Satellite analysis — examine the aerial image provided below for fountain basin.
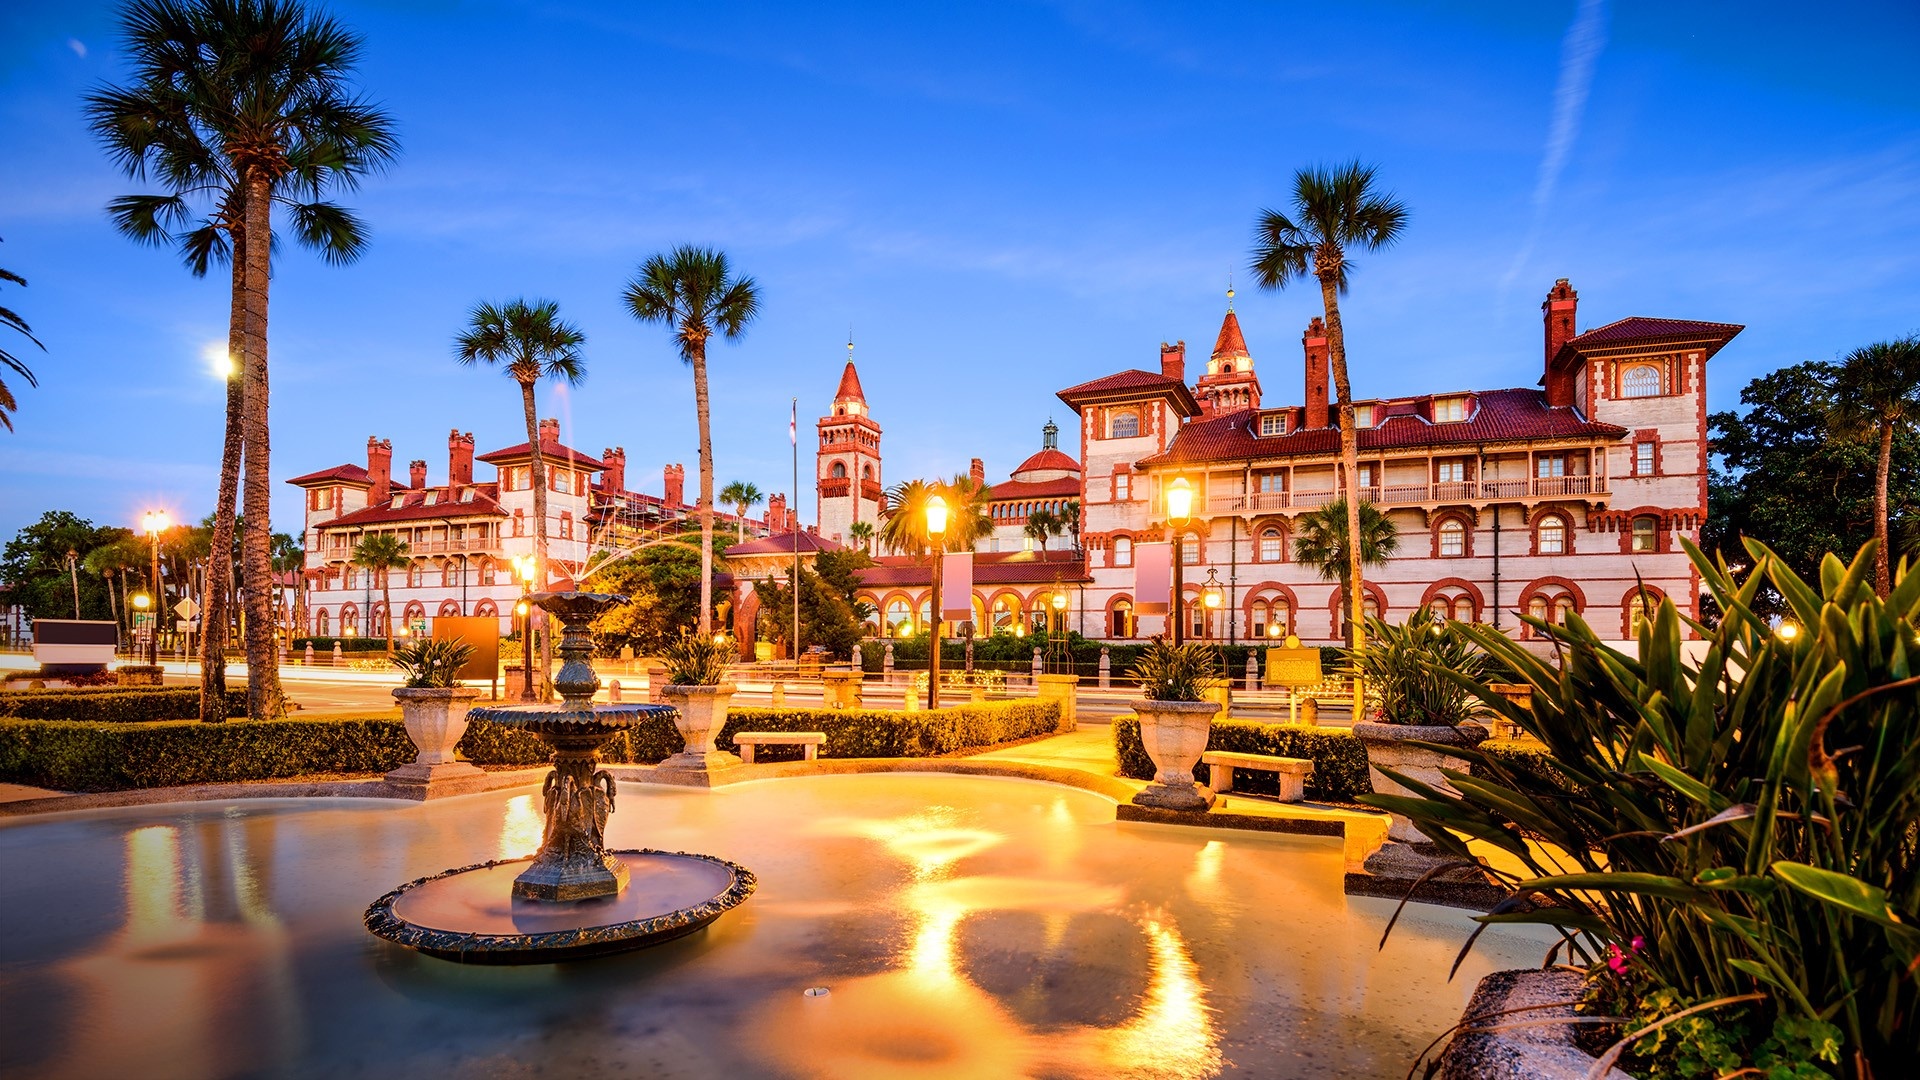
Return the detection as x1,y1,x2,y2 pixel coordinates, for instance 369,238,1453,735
365,849,755,964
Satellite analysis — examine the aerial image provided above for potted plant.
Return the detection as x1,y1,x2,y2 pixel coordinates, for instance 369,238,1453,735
1126,638,1225,810
657,631,740,772
389,637,481,778
1348,608,1491,843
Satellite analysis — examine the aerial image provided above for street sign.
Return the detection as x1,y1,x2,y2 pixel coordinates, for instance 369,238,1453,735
174,598,199,620
132,612,154,630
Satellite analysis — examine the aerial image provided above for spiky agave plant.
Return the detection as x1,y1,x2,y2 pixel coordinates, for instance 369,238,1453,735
392,638,475,688
1126,638,1224,702
1350,606,1492,725
662,630,732,686
1367,538,1920,1076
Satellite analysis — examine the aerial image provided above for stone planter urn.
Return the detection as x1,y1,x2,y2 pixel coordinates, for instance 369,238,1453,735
1130,699,1220,811
1352,721,1489,843
387,686,485,790
658,683,741,773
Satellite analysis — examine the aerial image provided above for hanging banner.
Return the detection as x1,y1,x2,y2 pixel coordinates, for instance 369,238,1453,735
941,551,975,621
1133,541,1171,614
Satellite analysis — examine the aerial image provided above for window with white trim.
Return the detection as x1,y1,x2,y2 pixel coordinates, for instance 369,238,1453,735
1113,473,1131,501
1259,413,1287,436
1112,537,1132,567
1621,364,1663,398
1538,515,1567,554
1439,519,1466,557
1179,533,1199,566
1632,515,1658,553
1436,460,1466,483
1258,528,1284,562
1109,409,1141,439
1354,404,1375,428
1635,441,1655,476
1433,396,1467,422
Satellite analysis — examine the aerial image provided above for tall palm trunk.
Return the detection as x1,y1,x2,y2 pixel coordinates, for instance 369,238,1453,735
201,226,244,722
1318,272,1366,664
1875,420,1893,596
105,570,120,630
239,169,284,719
381,569,394,653
519,377,552,686
691,337,715,636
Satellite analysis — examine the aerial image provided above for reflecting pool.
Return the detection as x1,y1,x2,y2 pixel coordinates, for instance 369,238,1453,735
0,774,1550,1078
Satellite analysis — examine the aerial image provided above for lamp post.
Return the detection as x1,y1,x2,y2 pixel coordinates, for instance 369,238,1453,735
1047,581,1070,674
513,553,539,701
141,510,169,665
1165,477,1193,645
132,593,151,661
925,493,948,710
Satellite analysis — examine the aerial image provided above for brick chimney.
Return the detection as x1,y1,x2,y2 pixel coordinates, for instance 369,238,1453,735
787,507,799,532
970,457,986,487
663,463,685,507
448,429,474,487
408,459,427,490
601,447,626,493
367,437,392,504
1543,278,1579,408
767,492,786,529
1160,340,1186,384
536,417,561,447
1303,317,1331,429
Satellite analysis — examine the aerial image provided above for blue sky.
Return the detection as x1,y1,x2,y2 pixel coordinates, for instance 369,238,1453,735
2,0,1916,541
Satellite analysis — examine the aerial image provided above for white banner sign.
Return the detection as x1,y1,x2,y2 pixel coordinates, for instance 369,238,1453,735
1133,541,1171,615
941,551,974,621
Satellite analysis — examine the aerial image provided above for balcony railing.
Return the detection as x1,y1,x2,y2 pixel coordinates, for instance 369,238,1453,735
408,538,502,555
1207,474,1606,514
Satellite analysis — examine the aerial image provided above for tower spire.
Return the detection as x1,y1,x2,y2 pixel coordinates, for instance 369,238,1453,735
1227,272,1235,312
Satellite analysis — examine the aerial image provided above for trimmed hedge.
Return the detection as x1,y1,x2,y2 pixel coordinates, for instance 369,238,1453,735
1111,715,1373,800
0,687,249,723
1,699,1064,792
0,717,415,792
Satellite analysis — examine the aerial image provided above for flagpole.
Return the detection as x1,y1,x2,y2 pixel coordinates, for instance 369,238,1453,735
792,396,801,662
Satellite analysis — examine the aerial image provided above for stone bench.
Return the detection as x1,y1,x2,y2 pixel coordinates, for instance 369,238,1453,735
1201,750,1313,802
732,731,825,764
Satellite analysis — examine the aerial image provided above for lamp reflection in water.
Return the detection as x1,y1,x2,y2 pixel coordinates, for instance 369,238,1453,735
752,809,1224,1080
497,793,545,860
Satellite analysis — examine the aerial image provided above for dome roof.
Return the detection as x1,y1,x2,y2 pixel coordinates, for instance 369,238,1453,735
1012,447,1081,477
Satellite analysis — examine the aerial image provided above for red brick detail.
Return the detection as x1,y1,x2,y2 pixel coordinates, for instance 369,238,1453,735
1420,578,1486,620
1303,317,1330,430
1430,512,1474,559
1527,507,1577,556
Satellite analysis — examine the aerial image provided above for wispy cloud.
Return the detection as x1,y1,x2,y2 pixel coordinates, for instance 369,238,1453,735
1502,0,1609,291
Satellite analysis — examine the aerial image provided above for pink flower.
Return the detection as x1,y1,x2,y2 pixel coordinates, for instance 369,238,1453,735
1606,944,1629,973
1630,935,1646,953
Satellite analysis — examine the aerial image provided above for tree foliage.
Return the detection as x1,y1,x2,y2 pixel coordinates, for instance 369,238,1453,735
0,512,131,623
755,549,875,660
1706,361,1920,611
584,531,727,655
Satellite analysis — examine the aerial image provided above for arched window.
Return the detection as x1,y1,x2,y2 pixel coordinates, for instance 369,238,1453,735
1109,409,1140,439
1362,596,1379,619
1632,515,1658,553
1528,597,1548,626
1112,536,1133,567
342,605,359,635
1250,599,1268,638
1555,596,1575,626
831,461,847,479
862,464,873,480
885,598,911,635
1439,519,1466,557
479,559,497,586
991,594,1020,631
1110,599,1134,638
1258,528,1284,562
1621,364,1663,398
1538,515,1567,555
1030,594,1053,633
1629,592,1657,637
315,608,330,636
1179,532,1200,566
513,509,526,537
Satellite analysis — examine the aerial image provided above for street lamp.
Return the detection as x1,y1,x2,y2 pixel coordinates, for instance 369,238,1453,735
1165,477,1193,645
1200,568,1223,640
925,493,948,709
141,510,169,665
513,554,539,701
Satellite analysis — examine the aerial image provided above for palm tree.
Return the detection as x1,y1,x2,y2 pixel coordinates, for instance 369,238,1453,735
454,298,586,675
86,0,399,721
1060,499,1081,553
719,480,763,543
879,475,994,556
1830,335,1920,595
1251,162,1407,665
1293,499,1398,645
84,542,144,632
846,521,875,554
352,532,410,653
1024,508,1062,552
271,533,304,637
622,246,761,636
0,238,44,433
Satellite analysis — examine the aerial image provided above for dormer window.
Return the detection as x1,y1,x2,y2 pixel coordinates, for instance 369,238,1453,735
390,494,405,509
423,491,439,505
1259,413,1287,437
460,489,476,503
1433,396,1468,422
1354,404,1375,428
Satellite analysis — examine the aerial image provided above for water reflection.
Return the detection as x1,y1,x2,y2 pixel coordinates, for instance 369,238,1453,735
1104,913,1223,1079
497,793,544,859
41,813,301,1080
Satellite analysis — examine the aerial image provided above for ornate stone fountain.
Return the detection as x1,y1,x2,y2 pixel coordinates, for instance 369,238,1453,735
364,592,755,963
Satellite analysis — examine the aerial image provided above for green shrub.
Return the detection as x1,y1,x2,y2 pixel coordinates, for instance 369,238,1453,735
392,638,475,688
291,636,390,653
1126,638,1224,701
0,687,249,723
1111,715,1371,800
716,700,1061,761
1371,538,1920,1075
661,631,732,685
1353,606,1492,724
0,717,415,791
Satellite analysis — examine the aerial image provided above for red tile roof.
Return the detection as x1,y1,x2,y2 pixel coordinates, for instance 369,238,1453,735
834,361,867,403
856,550,1091,588
1212,310,1250,359
1056,369,1203,417
1137,388,1627,468
990,476,1081,500
476,440,606,469
286,463,374,487
1561,316,1745,351
1010,447,1081,477
724,531,843,557
324,485,507,528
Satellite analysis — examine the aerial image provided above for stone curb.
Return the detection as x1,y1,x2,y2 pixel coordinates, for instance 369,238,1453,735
1439,969,1630,1080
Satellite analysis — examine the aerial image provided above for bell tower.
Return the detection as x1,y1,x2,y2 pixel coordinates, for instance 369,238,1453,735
816,339,883,543
1193,287,1263,416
